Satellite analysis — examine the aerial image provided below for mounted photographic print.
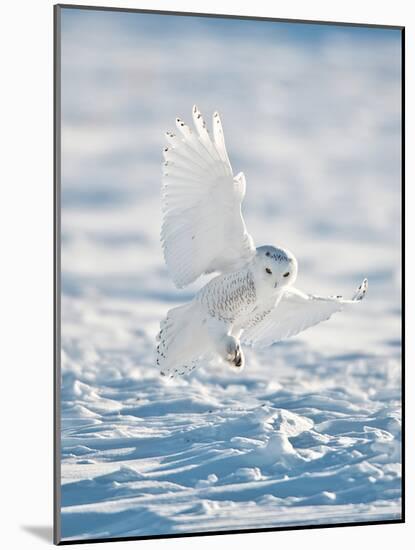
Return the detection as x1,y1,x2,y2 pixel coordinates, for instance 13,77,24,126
54,4,404,545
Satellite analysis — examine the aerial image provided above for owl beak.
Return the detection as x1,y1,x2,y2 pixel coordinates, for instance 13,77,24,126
274,282,278,289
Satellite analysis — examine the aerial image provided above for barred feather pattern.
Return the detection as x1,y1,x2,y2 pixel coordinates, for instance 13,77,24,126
196,268,256,323
244,307,273,329
156,303,208,378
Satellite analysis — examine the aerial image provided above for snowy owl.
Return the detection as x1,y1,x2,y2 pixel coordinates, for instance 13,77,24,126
156,106,368,378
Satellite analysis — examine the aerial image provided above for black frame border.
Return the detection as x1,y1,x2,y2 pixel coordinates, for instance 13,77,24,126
53,4,405,545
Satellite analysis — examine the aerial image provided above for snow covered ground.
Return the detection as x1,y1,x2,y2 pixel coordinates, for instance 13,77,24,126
59,8,402,542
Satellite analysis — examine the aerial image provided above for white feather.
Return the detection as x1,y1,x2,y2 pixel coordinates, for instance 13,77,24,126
242,279,368,347
156,301,220,378
161,106,255,288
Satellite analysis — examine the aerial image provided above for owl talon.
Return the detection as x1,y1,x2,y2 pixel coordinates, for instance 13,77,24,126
220,335,245,370
234,348,242,367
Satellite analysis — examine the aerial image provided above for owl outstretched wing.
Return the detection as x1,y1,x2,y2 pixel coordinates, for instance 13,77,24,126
242,279,368,347
161,106,255,288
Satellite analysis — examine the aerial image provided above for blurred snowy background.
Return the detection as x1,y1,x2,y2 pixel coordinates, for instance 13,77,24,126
59,8,402,541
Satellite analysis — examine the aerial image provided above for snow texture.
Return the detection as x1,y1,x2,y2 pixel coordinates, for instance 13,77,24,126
59,9,402,542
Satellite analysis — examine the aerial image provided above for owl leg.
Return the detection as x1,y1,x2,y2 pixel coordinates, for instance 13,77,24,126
204,318,245,372
220,334,245,371
232,344,245,370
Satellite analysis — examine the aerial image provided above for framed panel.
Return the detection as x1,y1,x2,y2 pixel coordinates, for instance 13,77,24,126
54,4,404,544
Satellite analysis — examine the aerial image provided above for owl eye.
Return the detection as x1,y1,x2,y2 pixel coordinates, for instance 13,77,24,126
265,268,272,275
283,272,290,278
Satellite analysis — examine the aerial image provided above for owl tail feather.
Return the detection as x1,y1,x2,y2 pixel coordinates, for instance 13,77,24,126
156,301,209,378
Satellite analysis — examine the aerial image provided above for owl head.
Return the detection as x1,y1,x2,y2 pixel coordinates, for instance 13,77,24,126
253,245,298,290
